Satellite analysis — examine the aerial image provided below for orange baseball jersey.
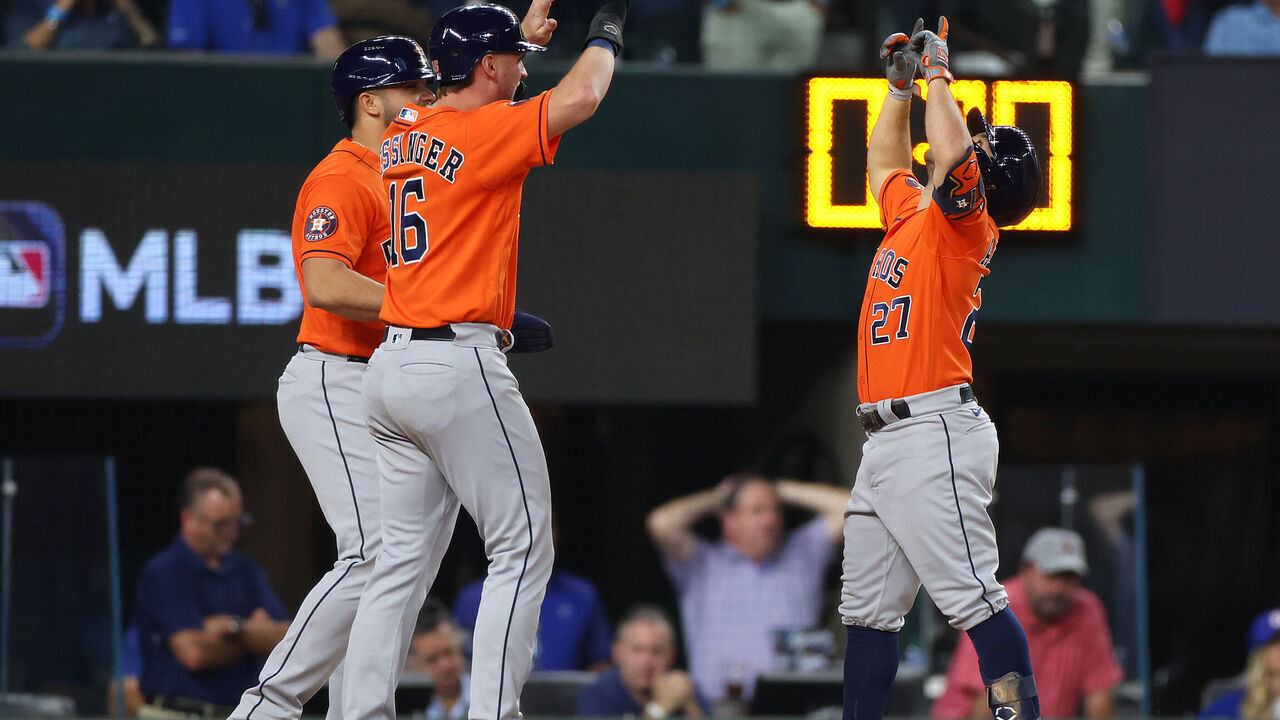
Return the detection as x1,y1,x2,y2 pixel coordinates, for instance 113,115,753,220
292,138,392,358
377,91,561,329
856,147,999,404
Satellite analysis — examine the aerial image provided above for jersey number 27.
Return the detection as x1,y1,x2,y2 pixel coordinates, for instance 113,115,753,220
382,178,427,268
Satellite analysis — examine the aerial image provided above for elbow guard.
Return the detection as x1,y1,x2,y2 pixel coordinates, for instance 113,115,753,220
932,147,985,218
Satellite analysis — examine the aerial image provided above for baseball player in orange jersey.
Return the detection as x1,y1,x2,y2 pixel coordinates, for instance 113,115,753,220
838,18,1044,720
341,3,624,720
230,13,554,719
228,36,435,720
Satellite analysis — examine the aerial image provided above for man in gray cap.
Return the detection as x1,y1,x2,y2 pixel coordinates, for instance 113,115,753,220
932,528,1124,719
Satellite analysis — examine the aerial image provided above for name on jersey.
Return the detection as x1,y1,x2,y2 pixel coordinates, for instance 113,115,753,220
869,247,909,289
381,131,465,184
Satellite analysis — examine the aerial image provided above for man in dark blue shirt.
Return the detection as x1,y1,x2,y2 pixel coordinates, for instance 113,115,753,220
578,606,709,718
455,568,611,672
134,467,291,712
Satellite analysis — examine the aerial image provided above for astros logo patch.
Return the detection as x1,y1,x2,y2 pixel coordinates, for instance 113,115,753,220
304,206,338,241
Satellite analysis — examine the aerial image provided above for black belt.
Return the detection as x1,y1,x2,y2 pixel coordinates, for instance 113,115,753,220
383,326,457,341
386,325,513,352
146,694,237,718
297,344,368,363
857,385,975,433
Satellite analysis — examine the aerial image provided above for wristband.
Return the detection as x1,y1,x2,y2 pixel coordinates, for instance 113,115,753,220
44,3,69,25
587,38,617,56
888,84,912,102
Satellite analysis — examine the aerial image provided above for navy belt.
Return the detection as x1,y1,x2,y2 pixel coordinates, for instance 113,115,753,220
858,385,976,432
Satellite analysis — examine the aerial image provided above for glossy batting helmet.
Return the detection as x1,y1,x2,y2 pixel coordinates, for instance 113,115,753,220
331,36,434,123
428,4,546,84
966,108,1042,228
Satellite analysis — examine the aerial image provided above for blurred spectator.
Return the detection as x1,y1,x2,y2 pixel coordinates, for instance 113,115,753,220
405,600,471,720
701,0,824,70
5,0,158,50
577,605,710,718
167,0,346,58
329,0,432,45
454,520,611,672
645,473,847,704
133,467,291,716
931,528,1123,719
1204,0,1280,55
628,0,700,62
1199,608,1280,718
105,624,144,717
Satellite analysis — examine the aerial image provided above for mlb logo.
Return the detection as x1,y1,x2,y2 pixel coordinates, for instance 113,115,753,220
0,201,65,349
399,107,418,122
0,241,51,308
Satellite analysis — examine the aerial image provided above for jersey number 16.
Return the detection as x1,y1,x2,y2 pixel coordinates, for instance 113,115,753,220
382,177,428,268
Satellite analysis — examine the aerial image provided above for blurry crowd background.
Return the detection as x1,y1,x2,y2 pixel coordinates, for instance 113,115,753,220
2,0,1280,70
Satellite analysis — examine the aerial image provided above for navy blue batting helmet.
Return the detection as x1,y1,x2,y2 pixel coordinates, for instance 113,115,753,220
331,36,434,123
966,108,1042,228
428,4,546,84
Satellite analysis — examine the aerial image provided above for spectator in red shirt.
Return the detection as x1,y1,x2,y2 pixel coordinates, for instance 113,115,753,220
932,528,1124,719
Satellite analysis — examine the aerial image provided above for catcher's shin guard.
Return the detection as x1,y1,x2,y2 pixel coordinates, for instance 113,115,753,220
987,672,1039,720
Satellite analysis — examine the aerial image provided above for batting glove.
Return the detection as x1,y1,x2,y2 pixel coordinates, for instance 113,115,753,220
880,32,917,102
910,16,954,84
585,0,627,54
510,309,554,354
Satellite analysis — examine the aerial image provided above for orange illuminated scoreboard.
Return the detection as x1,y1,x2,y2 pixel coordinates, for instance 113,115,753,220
804,78,1073,232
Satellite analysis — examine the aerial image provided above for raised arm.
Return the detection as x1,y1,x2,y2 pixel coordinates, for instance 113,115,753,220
521,0,558,46
866,31,917,198
546,0,626,138
912,18,971,173
775,479,849,541
645,480,732,563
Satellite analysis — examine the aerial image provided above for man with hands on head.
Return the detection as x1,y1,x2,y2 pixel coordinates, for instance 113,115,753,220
646,473,848,703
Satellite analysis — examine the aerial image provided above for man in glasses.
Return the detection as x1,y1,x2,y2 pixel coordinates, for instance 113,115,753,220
134,467,292,718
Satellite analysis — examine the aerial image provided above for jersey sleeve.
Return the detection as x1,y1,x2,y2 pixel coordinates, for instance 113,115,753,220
468,91,562,188
932,147,996,256
877,170,925,229
294,173,377,268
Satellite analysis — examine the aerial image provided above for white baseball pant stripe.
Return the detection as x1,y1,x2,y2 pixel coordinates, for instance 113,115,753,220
839,384,1009,633
344,324,554,720
231,348,424,720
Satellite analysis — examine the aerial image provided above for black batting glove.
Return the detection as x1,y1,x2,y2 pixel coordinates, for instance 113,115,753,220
510,309,554,354
584,0,627,54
